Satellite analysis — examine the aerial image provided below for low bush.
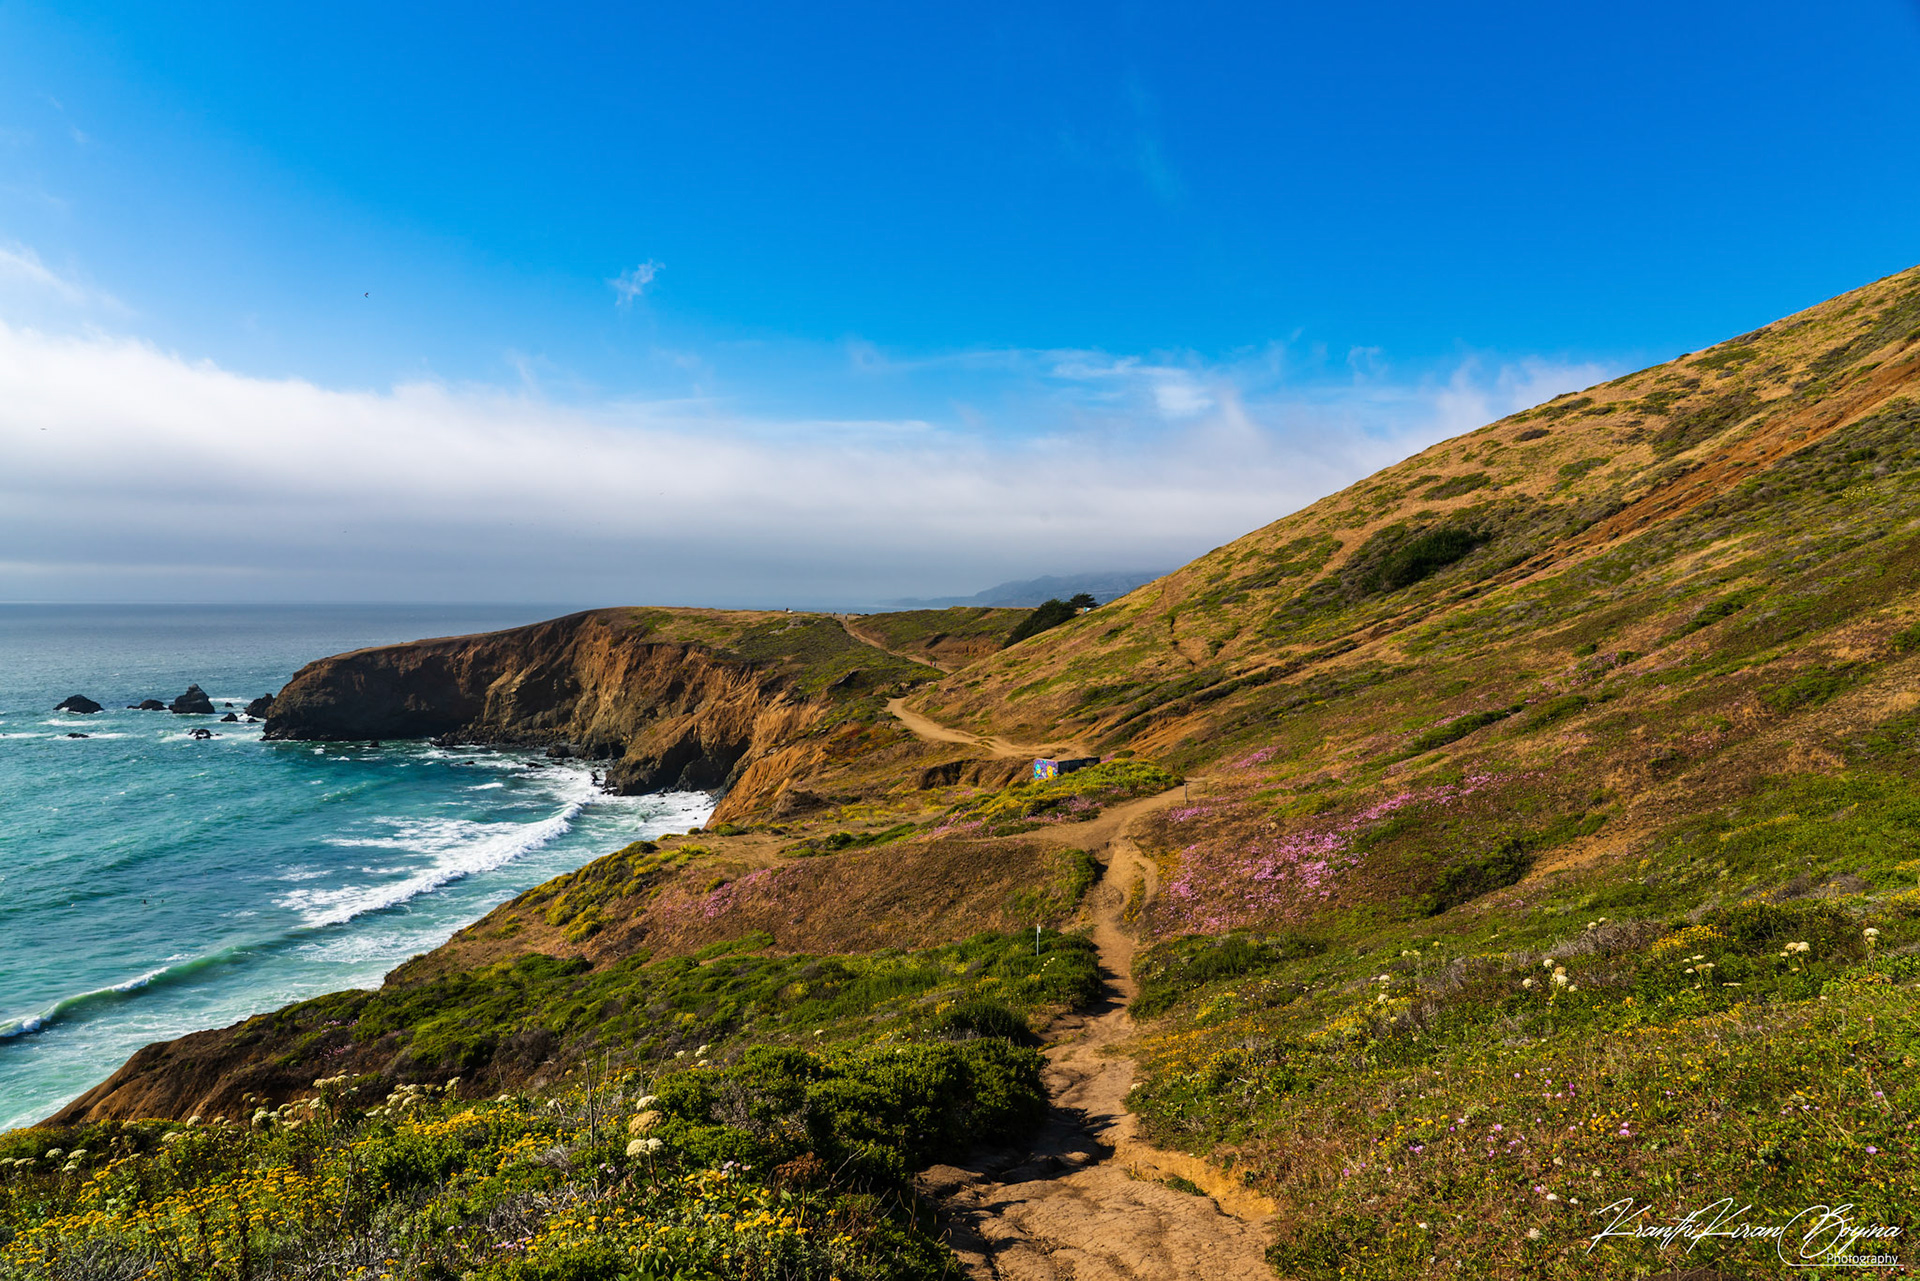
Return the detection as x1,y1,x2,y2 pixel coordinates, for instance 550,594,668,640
652,1040,1046,1184
1404,704,1521,755
1423,837,1535,915
1132,932,1326,1018
928,998,1033,1043
1003,599,1078,648
0,1044,1020,1279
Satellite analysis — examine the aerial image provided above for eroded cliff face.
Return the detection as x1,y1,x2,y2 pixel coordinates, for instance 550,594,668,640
263,610,835,815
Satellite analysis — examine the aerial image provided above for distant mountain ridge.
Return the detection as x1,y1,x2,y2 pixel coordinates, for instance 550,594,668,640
888,570,1167,609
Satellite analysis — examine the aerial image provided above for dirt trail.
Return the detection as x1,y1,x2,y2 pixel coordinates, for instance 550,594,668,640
839,617,956,673
886,697,1093,761
917,788,1275,1279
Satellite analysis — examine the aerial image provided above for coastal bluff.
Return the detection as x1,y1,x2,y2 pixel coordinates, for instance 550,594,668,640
263,607,946,820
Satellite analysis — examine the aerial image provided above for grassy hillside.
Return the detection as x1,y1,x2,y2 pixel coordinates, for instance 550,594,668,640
918,263,1920,758
840,607,1030,671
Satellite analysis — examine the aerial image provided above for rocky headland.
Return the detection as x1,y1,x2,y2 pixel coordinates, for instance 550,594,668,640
261,607,990,823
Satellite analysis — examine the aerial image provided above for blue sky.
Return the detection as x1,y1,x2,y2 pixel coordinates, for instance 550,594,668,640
2,1,1918,605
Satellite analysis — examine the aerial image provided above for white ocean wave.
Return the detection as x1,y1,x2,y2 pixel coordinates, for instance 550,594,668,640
278,771,606,927
0,965,172,1039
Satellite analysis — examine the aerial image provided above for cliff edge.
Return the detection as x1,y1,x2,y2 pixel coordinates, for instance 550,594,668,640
263,607,944,819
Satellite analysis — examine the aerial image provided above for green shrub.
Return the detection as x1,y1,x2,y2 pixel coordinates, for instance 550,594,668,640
928,998,1032,1043
1673,587,1762,637
1405,704,1521,754
1421,472,1490,500
1373,526,1485,592
1703,898,1856,950
1003,599,1079,647
1132,932,1326,1018
654,1041,1046,1184
791,823,918,857
1761,663,1863,714
486,1245,630,1281
1521,694,1590,730
1423,837,1534,915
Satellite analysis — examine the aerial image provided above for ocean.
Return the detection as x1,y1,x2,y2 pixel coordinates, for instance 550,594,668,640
0,604,712,1132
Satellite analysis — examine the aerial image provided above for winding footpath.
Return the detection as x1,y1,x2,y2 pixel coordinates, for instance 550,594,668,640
884,697,1095,762
889,698,1274,1278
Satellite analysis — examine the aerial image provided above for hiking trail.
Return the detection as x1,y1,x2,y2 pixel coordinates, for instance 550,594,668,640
915,786,1275,1280
885,697,1094,761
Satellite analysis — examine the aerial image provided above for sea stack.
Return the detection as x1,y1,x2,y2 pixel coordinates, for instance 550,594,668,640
55,695,103,714
244,694,274,718
169,685,216,715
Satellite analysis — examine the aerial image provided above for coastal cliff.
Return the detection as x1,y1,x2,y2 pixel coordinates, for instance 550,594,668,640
263,607,943,820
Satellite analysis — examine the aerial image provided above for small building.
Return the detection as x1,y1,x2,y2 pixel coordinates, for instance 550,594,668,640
1033,756,1099,781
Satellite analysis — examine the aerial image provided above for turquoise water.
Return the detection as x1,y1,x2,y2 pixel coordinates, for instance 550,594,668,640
0,605,711,1131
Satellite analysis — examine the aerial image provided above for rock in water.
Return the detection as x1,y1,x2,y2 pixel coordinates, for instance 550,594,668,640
219,712,239,722
134,699,166,711
56,695,103,714
244,694,274,718
170,685,215,715
66,732,89,738
188,727,215,740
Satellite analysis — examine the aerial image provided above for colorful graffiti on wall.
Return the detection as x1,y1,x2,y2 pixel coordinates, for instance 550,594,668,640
1033,757,1099,781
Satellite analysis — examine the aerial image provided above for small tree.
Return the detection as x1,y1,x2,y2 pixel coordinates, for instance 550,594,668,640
1003,599,1078,647
1066,593,1098,611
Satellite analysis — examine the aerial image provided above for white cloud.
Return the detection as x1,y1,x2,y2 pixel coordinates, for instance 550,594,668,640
1150,373,1213,419
610,260,664,307
0,243,88,305
0,242,128,314
0,318,1618,605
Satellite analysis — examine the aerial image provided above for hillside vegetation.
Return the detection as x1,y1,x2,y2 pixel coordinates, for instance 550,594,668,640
7,265,1920,1278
